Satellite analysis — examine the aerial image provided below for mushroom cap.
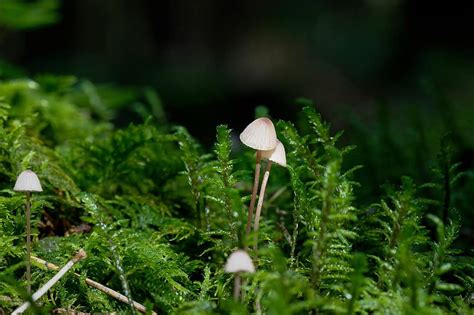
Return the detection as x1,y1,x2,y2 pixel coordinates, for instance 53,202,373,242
224,250,255,273
261,140,287,167
239,118,277,151
13,170,43,192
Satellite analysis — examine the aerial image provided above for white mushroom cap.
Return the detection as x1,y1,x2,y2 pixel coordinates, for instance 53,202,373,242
239,118,277,151
224,250,255,273
261,140,286,167
13,170,43,192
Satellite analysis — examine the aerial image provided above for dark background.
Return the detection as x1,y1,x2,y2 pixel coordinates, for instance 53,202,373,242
1,0,474,144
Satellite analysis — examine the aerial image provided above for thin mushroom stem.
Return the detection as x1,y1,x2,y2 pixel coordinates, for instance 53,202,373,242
245,151,262,247
233,272,241,301
25,191,32,294
12,250,86,315
253,161,272,251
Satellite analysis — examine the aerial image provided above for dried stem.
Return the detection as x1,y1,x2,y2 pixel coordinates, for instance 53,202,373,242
31,255,155,314
12,250,87,315
245,151,262,247
253,161,272,251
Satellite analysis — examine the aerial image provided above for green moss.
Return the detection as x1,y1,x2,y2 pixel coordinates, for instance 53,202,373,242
0,76,472,314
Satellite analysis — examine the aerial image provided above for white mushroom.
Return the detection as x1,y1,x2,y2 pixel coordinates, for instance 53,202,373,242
224,250,255,301
14,170,42,294
239,118,277,151
224,250,256,273
261,139,287,167
14,170,43,192
239,118,277,245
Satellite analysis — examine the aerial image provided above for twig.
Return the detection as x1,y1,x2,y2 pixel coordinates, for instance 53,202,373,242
268,186,286,204
276,220,292,245
12,250,87,315
0,295,13,302
53,308,92,315
31,255,156,314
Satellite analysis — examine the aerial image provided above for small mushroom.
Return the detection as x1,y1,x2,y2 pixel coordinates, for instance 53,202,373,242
240,118,277,245
224,250,255,301
14,170,42,294
253,140,286,251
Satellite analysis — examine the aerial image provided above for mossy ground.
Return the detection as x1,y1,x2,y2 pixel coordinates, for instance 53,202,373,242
0,76,472,314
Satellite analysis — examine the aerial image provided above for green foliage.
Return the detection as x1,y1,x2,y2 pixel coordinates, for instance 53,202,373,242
176,126,208,228
279,108,357,299
0,74,472,314
0,0,60,30
209,125,242,243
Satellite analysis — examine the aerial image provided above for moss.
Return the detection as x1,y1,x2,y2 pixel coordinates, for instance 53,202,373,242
0,76,472,314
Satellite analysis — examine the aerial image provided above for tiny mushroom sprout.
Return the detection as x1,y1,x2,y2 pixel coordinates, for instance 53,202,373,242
224,250,255,301
240,118,277,246
14,170,43,294
253,140,286,251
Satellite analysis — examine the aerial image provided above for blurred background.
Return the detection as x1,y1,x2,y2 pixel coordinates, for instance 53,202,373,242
0,0,473,217
1,0,473,139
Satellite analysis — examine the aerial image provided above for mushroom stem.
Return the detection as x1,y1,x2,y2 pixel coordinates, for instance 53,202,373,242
245,151,262,245
253,161,272,251
233,272,241,301
25,191,32,294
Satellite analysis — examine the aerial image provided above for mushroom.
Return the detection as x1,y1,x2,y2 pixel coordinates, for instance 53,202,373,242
224,250,255,301
14,170,43,294
253,140,286,251
240,118,277,246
